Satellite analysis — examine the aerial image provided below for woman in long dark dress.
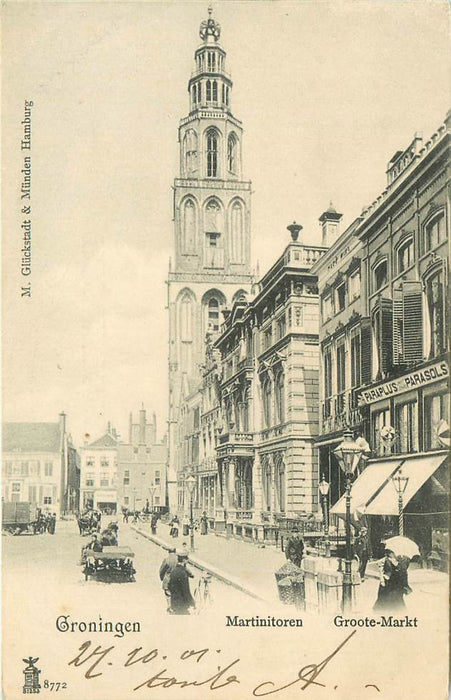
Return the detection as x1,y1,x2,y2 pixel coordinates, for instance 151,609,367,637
373,550,411,611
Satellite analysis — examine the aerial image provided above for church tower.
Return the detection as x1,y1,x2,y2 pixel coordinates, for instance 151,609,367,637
167,8,253,510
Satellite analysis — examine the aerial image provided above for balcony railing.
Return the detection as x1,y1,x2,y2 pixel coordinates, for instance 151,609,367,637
219,432,253,445
320,391,362,434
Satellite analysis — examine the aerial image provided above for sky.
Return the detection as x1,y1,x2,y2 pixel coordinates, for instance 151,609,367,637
3,0,449,446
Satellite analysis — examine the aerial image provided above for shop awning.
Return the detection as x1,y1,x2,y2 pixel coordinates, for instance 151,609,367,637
330,453,448,517
365,453,448,515
330,459,401,516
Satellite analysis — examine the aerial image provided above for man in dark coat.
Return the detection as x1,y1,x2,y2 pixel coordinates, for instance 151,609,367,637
355,527,371,580
167,552,195,615
151,513,159,535
159,547,178,611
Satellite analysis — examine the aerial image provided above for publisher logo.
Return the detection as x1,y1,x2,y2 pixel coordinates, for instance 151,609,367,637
22,657,41,694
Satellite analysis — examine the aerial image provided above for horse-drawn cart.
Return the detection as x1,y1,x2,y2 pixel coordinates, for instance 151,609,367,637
2,502,39,535
83,546,136,582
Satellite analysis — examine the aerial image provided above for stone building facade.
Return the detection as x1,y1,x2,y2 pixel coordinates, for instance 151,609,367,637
212,229,326,538
117,408,167,513
2,413,78,515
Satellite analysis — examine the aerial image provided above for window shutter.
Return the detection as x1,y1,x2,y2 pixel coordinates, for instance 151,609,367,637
360,319,372,385
392,289,403,365
402,281,423,364
380,298,393,374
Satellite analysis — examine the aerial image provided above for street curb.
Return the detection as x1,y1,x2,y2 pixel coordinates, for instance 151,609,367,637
131,525,268,602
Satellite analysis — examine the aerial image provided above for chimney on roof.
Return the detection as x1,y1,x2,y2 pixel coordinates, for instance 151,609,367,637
319,203,342,247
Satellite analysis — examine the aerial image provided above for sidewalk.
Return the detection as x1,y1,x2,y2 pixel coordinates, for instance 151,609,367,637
132,520,449,610
132,521,286,603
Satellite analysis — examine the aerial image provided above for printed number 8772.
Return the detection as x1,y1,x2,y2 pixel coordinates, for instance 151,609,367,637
43,681,67,691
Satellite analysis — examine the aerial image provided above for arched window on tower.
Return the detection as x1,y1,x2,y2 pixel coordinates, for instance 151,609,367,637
181,198,197,253
207,298,220,332
222,83,225,104
206,130,218,177
212,80,218,102
206,80,212,102
229,199,244,263
179,293,194,374
197,83,201,103
191,85,196,105
228,134,237,173
183,130,198,176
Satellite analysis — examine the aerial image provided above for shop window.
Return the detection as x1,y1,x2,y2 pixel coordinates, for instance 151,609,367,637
373,259,388,292
424,212,445,252
395,400,418,453
424,393,449,450
372,408,391,456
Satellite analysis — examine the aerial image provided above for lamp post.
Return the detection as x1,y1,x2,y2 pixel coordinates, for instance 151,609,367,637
318,475,331,557
333,430,364,612
392,469,409,536
185,473,196,552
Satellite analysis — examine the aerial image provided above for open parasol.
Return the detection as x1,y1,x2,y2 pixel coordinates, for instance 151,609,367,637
383,535,420,559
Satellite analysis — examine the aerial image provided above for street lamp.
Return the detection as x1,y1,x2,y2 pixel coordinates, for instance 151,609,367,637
333,430,364,612
318,475,331,556
392,469,409,536
185,473,196,552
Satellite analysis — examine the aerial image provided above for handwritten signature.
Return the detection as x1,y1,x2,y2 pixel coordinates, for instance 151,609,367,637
68,631,380,695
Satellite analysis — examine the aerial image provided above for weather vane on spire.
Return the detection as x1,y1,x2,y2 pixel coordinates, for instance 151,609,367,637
200,6,221,41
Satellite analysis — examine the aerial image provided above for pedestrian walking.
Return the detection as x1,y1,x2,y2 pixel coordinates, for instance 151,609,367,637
373,550,412,611
200,512,208,535
355,527,370,580
159,547,178,611
170,515,180,538
151,512,158,535
167,551,196,615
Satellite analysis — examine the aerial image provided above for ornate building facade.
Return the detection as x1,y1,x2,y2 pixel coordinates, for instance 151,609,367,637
313,114,450,560
167,10,253,510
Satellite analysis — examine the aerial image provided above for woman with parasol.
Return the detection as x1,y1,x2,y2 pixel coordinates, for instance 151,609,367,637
373,536,418,612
